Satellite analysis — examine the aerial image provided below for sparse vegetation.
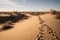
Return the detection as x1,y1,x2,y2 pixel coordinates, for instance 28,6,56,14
50,9,57,15
56,12,60,19
0,12,29,31
0,12,29,24
50,9,60,20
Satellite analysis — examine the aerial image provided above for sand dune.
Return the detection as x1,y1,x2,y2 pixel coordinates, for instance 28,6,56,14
0,13,60,40
0,15,39,40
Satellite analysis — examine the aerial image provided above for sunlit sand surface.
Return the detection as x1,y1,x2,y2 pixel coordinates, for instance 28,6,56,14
39,14,60,40
0,13,60,40
40,14,60,36
0,15,39,40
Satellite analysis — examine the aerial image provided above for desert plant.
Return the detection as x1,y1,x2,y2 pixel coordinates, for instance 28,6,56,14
50,9,57,15
56,12,60,19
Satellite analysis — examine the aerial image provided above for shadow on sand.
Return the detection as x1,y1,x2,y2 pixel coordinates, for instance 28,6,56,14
0,13,29,31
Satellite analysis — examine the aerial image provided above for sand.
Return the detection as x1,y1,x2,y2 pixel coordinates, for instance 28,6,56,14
0,13,60,40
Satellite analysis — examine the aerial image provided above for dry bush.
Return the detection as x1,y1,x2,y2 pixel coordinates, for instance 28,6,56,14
50,9,57,15
56,12,60,19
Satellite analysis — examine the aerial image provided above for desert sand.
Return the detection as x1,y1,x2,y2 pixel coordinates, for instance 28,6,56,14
0,13,60,40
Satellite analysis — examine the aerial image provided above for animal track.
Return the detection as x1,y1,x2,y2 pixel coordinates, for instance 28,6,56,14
37,16,60,40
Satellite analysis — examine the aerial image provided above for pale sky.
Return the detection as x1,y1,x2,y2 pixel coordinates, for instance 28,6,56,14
0,0,60,11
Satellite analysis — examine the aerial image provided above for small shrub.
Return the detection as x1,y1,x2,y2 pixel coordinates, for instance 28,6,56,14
50,9,57,15
56,12,60,19
2,25,13,30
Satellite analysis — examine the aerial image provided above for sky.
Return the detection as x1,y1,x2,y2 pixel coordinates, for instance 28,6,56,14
0,0,60,11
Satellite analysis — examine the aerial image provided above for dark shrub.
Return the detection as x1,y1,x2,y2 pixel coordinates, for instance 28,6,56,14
0,16,9,24
56,12,60,19
50,9,57,15
2,25,13,30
